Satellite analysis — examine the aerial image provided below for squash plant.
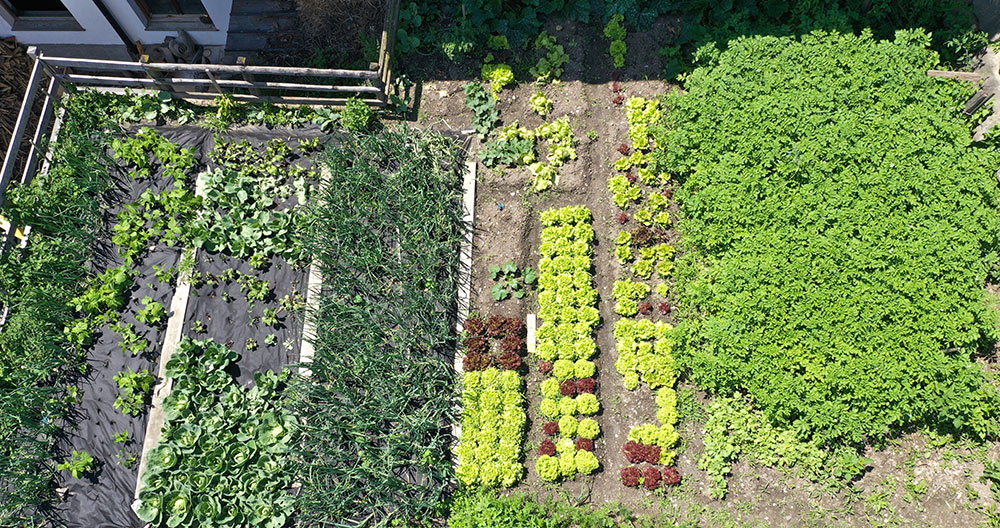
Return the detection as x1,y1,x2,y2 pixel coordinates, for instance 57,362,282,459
136,338,295,528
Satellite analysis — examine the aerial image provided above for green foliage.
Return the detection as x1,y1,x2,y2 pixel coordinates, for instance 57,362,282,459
530,32,569,83
113,368,155,416
603,14,626,68
480,123,536,168
447,488,647,528
191,139,311,264
612,279,649,316
624,97,663,151
463,82,500,139
456,368,526,487
530,91,553,117
111,322,150,356
615,231,634,264
57,450,95,479
136,296,167,327
657,30,1000,447
0,90,118,524
536,117,577,167
614,319,675,391
609,174,641,209
634,193,671,229
578,418,601,439
137,338,294,528
341,97,376,132
489,261,537,301
632,243,674,280
396,0,668,63
699,394,830,499
291,129,463,526
481,62,515,96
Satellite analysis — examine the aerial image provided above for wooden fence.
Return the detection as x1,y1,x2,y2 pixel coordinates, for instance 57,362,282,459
0,0,401,328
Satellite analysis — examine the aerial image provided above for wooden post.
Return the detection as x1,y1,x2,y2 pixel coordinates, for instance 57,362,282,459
237,56,261,97
0,50,44,210
140,54,172,92
203,69,223,94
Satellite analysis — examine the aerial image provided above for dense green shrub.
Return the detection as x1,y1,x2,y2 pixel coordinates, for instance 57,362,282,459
290,129,464,526
654,30,1000,448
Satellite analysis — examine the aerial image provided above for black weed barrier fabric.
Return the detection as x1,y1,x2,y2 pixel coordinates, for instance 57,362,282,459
55,154,182,528
54,125,325,528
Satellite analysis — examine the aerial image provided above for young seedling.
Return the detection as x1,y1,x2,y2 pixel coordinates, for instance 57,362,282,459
58,450,95,479
489,261,538,301
264,334,277,346
136,297,167,327
114,430,130,444
113,368,155,416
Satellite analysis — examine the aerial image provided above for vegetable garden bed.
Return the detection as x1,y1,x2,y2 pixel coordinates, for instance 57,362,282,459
58,124,324,527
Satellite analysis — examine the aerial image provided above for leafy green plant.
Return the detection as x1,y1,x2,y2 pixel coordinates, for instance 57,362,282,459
480,123,536,168
136,338,294,528
113,368,155,416
535,117,576,167
290,129,463,526
111,322,150,356
608,174,641,209
312,107,341,132
481,62,514,95
699,394,829,499
489,261,537,301
612,279,649,316
530,32,568,83
114,430,130,444
603,14,626,68
614,319,675,390
136,296,167,327
58,450,95,479
533,206,600,482
341,96,376,132
464,82,501,139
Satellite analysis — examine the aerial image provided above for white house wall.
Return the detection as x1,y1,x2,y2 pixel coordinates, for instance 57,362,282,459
0,0,232,47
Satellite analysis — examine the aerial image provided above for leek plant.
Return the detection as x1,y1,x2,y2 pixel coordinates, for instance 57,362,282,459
289,129,464,526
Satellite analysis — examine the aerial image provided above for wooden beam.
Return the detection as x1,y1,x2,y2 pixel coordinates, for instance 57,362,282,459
56,73,382,95
927,69,984,82
20,75,60,187
39,55,380,79
237,56,261,97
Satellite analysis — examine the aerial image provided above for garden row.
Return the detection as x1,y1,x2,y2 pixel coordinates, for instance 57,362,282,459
608,97,682,491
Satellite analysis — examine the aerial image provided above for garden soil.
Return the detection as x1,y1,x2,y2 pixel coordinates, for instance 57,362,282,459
55,125,325,527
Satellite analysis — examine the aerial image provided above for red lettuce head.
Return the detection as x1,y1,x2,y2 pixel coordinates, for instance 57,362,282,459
486,314,507,338
643,467,661,490
662,467,682,486
539,440,556,456
621,466,641,487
